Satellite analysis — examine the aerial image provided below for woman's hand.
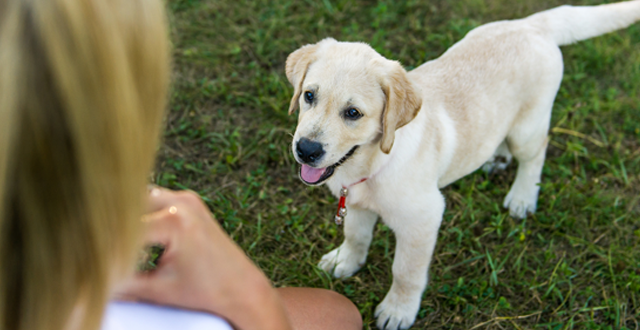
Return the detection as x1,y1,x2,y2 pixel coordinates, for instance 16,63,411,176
114,187,291,330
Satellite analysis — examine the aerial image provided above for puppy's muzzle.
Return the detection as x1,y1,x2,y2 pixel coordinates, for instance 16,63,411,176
296,138,325,164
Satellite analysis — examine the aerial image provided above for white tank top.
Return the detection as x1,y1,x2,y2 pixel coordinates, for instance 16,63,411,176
102,301,233,330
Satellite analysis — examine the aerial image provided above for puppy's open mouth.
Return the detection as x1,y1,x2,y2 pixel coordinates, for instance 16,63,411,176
299,146,359,185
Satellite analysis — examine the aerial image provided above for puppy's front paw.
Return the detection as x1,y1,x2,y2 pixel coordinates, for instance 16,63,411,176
318,245,366,278
503,186,538,219
374,291,420,330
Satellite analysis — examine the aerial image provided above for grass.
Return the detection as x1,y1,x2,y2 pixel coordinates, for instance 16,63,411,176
159,0,640,328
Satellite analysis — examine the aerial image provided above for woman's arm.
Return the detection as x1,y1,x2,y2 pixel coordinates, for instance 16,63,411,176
114,188,291,330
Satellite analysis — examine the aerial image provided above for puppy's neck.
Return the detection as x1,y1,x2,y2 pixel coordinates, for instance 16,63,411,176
328,142,391,188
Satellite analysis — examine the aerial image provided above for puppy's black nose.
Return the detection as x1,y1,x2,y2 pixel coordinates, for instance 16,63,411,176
296,138,325,164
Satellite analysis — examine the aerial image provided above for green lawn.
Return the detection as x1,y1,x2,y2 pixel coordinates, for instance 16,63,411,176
159,0,640,328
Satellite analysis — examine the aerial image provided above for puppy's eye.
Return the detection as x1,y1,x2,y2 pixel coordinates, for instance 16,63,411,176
344,108,362,120
304,91,314,103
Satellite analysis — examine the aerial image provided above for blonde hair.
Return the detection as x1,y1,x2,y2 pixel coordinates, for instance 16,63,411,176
0,0,169,329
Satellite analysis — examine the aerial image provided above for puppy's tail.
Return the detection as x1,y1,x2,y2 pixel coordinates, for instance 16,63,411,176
527,0,640,46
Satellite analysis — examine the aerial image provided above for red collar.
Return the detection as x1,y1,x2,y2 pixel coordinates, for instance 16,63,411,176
343,178,368,189
332,152,393,225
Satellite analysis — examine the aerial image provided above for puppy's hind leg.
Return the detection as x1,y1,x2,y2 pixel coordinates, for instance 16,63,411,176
319,207,377,278
503,102,553,219
503,40,563,219
482,140,513,173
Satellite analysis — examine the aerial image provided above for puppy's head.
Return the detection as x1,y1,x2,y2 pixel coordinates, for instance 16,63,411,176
287,38,422,185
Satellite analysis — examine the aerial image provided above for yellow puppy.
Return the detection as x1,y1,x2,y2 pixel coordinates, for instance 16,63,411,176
287,1,640,329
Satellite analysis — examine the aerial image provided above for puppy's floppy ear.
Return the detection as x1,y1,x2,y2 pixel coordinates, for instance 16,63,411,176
285,43,319,115
374,59,422,154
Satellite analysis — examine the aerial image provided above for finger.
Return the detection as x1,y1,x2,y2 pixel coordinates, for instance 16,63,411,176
147,187,209,217
139,207,182,246
146,186,174,213
115,209,182,302
113,268,173,304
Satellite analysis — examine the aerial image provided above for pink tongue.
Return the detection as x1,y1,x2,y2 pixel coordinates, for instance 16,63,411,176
301,164,327,183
